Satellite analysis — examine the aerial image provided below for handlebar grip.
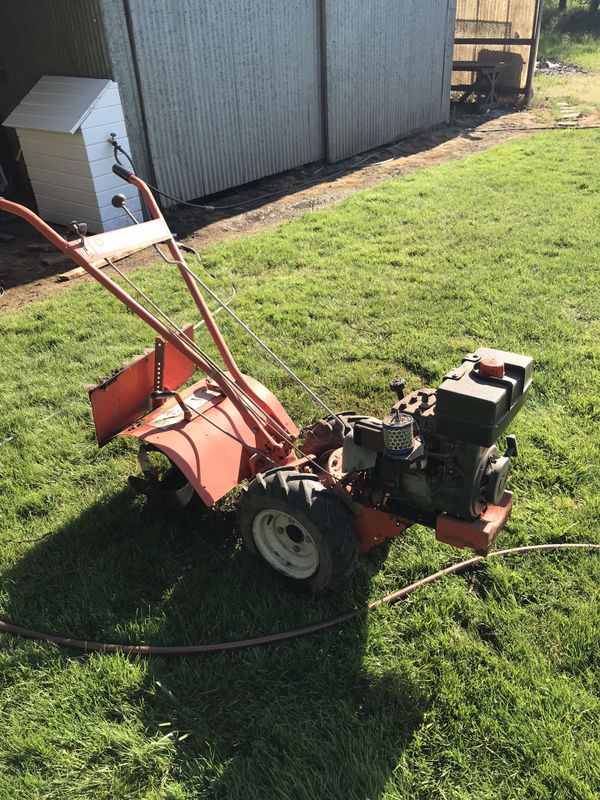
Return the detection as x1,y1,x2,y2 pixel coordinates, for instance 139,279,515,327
112,163,134,182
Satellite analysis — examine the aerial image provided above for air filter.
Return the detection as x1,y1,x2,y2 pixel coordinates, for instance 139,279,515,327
382,411,414,457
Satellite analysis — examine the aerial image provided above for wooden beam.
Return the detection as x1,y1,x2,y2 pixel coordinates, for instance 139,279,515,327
451,84,526,94
454,37,534,46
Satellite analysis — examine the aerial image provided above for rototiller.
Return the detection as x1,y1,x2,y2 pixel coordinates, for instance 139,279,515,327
0,166,532,594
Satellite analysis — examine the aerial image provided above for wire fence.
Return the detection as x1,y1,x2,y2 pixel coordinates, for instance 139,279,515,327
453,0,542,96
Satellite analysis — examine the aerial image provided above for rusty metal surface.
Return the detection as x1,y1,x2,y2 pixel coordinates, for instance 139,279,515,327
354,505,413,555
435,491,513,554
122,375,299,506
88,324,197,446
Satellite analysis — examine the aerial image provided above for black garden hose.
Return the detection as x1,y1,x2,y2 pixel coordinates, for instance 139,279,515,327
0,542,597,656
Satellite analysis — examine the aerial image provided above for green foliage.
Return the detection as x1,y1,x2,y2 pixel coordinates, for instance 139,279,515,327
541,0,600,68
0,131,599,799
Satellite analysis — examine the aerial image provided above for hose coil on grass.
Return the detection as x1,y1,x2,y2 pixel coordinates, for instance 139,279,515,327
0,543,597,656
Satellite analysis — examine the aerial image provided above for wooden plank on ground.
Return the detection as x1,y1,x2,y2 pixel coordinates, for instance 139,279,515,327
41,252,72,266
57,247,138,281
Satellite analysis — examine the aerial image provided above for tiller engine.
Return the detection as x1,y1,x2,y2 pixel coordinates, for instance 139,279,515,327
0,166,532,595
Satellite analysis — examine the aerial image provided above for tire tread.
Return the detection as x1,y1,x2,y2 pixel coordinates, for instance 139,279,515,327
238,468,359,595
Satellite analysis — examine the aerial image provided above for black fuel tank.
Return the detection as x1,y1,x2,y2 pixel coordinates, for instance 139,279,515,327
435,348,533,447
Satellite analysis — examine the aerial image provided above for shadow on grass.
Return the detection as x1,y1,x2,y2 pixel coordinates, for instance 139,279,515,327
3,488,427,797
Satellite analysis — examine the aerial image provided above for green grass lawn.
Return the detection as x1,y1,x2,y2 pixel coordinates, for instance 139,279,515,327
0,130,599,799
535,2,600,112
540,26,600,72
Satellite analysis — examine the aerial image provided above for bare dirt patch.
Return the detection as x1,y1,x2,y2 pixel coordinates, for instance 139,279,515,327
0,107,596,313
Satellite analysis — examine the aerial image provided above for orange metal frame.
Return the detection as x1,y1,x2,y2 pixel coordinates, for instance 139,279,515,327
0,169,299,504
0,169,513,550
88,323,197,446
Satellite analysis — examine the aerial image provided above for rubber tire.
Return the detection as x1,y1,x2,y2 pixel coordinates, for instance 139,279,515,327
237,468,359,596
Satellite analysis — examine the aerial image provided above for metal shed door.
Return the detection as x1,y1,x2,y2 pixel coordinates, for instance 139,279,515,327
323,0,456,162
123,0,324,201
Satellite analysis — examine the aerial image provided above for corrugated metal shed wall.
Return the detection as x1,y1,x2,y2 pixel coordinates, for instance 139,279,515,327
118,0,324,201
324,0,457,162
1,0,456,205
0,0,110,121
95,0,154,183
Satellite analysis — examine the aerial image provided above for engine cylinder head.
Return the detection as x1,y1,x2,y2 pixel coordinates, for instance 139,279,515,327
382,411,414,457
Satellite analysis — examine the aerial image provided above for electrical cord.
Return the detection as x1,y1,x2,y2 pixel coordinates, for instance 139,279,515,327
111,135,382,212
151,155,376,211
111,122,600,215
0,542,597,656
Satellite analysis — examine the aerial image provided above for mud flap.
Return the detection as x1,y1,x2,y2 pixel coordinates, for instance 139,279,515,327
435,491,513,555
120,376,298,506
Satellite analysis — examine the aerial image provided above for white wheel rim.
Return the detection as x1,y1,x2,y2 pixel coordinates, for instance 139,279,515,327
252,509,319,579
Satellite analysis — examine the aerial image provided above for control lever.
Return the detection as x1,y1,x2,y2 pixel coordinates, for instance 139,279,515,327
111,193,140,225
389,377,406,401
68,220,88,246
151,390,192,422
111,193,127,208
504,434,518,458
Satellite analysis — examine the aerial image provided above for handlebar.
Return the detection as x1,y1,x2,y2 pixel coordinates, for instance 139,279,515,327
111,164,163,225
112,163,134,183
